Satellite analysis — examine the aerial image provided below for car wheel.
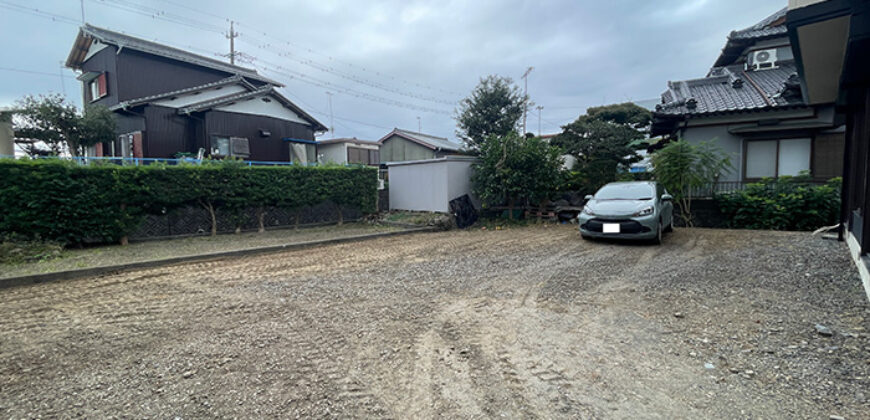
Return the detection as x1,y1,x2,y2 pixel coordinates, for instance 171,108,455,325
581,234,591,241
652,220,663,245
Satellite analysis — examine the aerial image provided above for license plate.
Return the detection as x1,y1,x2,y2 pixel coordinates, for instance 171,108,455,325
603,223,620,233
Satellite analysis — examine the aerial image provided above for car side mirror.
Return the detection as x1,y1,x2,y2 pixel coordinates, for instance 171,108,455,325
661,194,673,201
584,195,593,201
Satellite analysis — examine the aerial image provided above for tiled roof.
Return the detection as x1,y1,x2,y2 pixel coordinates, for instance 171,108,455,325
713,7,789,68
378,128,463,152
655,62,804,116
66,24,280,86
730,7,788,40
109,76,255,111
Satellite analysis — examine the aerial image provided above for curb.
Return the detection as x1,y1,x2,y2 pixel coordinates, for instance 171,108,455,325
0,226,438,290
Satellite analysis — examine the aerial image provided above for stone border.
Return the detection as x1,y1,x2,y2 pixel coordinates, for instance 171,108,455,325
0,226,437,290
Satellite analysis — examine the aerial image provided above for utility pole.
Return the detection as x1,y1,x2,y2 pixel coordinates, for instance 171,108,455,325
521,66,533,135
326,92,334,138
417,116,421,132
226,21,239,65
80,0,85,23
59,62,67,97
536,105,543,136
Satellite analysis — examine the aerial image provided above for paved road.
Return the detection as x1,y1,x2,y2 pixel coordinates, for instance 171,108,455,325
1,226,868,418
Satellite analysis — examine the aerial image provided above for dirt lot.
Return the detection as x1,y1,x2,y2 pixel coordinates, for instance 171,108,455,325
1,226,868,418
0,223,401,279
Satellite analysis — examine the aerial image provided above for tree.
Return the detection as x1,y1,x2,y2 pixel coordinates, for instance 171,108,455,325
472,132,564,219
650,139,732,226
551,102,651,190
456,75,527,152
13,94,115,157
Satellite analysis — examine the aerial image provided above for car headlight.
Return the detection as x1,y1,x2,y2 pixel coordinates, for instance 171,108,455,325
582,206,595,215
633,206,654,216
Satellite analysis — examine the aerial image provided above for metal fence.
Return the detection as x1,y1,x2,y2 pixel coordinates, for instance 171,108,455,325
0,155,316,167
687,180,828,198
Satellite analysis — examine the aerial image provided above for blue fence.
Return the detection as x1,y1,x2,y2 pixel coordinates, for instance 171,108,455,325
0,155,316,167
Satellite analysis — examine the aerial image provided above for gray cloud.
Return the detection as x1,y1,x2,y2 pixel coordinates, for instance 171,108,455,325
0,0,785,140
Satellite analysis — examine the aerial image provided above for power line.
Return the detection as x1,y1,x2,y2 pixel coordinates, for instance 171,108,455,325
0,66,78,80
0,1,81,25
85,0,460,110
149,0,462,96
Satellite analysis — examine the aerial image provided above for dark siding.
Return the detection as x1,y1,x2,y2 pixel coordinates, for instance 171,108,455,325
80,45,120,107
813,132,845,179
204,110,315,161
114,49,267,101
141,105,192,158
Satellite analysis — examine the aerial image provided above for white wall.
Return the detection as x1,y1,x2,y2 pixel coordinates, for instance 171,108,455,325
388,158,478,213
680,125,743,182
318,143,347,164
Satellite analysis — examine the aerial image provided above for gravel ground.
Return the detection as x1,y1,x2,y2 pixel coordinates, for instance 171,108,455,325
0,226,868,418
0,223,401,279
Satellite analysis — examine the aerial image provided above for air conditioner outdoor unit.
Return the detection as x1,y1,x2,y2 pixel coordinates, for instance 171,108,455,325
749,49,778,70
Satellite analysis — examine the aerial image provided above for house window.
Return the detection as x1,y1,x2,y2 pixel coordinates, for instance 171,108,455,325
745,138,811,179
88,73,108,101
212,136,230,157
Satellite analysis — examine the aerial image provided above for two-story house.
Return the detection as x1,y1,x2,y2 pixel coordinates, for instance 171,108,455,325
65,24,327,162
651,7,845,184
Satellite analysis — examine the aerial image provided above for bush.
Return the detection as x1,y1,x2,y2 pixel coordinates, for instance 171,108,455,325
0,159,377,245
715,176,841,231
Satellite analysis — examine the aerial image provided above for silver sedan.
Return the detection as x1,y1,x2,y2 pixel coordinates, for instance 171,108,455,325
577,181,674,244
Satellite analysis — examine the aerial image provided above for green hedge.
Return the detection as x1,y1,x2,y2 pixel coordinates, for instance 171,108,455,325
0,159,377,245
715,176,841,231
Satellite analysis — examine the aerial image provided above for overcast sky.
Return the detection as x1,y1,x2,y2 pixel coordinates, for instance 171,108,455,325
0,0,785,142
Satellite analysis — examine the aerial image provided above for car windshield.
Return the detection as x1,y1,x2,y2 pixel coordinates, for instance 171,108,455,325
594,183,654,200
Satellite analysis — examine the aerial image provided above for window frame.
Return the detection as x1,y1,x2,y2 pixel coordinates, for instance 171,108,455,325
742,137,814,181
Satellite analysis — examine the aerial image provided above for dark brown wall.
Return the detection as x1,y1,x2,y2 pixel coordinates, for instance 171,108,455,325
141,105,196,158
81,45,120,107
115,50,233,101
204,110,315,161
813,132,846,179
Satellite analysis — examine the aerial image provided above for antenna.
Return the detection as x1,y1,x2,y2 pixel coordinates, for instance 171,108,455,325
225,21,239,65
80,0,85,23
326,92,335,138
536,105,543,136
417,116,421,132
521,66,533,135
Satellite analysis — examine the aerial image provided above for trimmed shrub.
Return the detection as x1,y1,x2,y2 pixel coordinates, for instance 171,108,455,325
0,159,377,245
715,176,841,231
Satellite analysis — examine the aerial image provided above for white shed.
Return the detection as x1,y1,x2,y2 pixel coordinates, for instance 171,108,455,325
386,156,479,213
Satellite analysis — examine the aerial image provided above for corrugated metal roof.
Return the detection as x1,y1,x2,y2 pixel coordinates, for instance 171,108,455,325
176,86,328,132
110,75,254,111
378,128,462,151
66,24,280,86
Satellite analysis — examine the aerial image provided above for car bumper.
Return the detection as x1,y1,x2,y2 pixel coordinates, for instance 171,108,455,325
577,213,659,240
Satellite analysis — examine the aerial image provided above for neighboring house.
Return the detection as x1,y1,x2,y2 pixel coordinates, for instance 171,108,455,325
65,24,327,162
785,0,870,299
316,138,380,165
377,128,463,162
651,7,845,183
